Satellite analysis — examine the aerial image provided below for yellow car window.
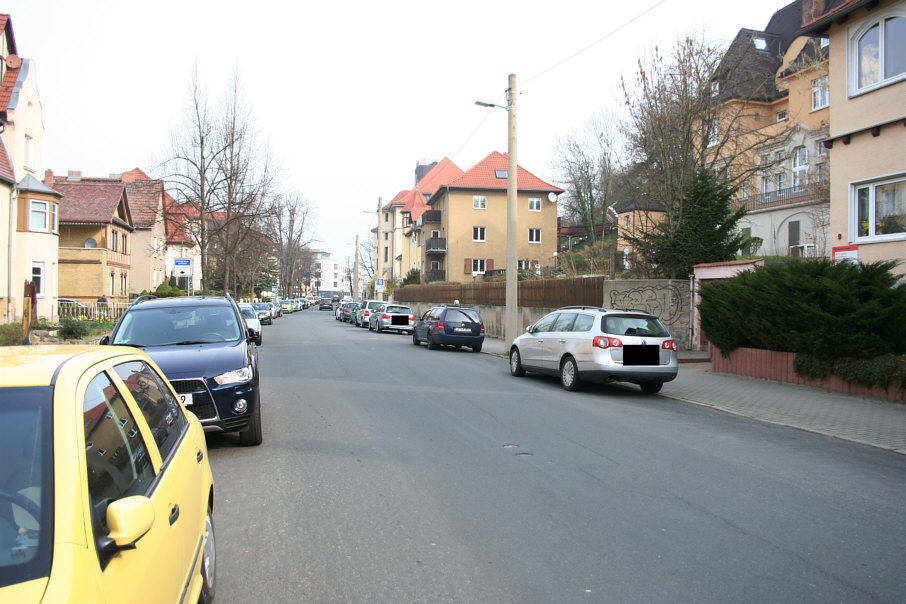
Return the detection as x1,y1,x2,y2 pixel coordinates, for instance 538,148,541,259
83,372,155,537
113,361,188,464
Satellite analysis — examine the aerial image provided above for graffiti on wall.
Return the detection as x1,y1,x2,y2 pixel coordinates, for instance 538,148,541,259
608,283,685,324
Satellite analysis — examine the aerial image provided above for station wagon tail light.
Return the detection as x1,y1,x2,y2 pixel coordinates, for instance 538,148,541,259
436,321,445,332
662,340,677,351
593,336,622,349
480,324,486,335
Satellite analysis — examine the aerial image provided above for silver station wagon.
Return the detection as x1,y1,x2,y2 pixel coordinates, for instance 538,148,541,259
509,306,678,393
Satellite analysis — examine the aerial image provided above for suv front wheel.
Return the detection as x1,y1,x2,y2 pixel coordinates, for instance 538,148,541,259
239,395,263,446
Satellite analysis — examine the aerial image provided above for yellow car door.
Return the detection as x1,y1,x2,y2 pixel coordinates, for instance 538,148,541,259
78,360,201,602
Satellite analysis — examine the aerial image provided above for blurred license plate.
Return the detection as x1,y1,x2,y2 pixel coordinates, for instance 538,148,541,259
455,327,471,333
179,393,193,406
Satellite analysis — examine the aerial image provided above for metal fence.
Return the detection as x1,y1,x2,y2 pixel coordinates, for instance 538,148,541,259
58,302,129,321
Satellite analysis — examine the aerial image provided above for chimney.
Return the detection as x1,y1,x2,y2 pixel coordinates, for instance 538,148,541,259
43,169,54,187
67,170,82,181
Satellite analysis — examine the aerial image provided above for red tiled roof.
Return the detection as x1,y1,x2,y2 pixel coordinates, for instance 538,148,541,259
124,179,163,228
0,15,16,56
0,55,21,112
52,176,132,228
382,189,409,211
120,167,152,182
414,157,463,198
443,151,562,193
0,136,14,184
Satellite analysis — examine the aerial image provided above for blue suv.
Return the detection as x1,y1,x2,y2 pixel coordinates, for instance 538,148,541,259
412,305,485,352
101,295,263,445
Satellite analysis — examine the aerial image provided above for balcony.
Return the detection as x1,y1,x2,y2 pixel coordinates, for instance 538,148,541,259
425,237,447,254
739,181,827,212
422,210,441,223
425,269,446,283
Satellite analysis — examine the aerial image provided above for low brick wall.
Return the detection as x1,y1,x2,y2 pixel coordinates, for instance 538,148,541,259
709,345,904,402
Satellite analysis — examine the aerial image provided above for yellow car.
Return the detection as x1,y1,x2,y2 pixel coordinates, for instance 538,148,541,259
0,345,215,603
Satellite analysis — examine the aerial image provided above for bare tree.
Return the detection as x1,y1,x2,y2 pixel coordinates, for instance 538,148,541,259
621,35,785,229
162,68,227,295
268,193,315,297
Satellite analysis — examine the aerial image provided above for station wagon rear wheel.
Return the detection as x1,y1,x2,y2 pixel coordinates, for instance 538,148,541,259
427,332,438,350
560,356,581,391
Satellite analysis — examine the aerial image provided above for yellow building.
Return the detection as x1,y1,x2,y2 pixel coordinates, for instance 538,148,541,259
800,0,905,267
48,171,134,305
422,151,562,283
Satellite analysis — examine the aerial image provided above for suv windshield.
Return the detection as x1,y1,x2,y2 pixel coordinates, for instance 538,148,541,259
0,387,53,587
112,305,243,346
602,314,669,337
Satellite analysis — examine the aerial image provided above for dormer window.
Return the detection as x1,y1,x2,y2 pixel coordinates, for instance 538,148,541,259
753,37,768,51
495,169,508,179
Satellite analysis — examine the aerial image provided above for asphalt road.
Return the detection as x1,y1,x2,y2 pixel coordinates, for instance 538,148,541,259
206,309,906,603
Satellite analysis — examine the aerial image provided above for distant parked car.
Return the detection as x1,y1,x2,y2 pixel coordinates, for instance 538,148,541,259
238,304,263,345
369,304,415,334
355,299,384,327
252,302,273,325
318,297,333,310
508,306,678,393
280,299,295,314
412,305,485,352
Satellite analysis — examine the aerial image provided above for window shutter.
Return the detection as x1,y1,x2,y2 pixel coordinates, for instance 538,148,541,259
487,259,494,271
464,258,472,274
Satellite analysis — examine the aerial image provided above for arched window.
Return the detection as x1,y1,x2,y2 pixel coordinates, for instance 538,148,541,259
850,12,906,93
792,147,809,189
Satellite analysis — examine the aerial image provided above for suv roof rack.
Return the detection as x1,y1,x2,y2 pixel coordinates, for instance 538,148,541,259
130,294,157,307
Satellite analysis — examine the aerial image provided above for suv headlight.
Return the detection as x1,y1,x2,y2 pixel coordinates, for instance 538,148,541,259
213,364,253,385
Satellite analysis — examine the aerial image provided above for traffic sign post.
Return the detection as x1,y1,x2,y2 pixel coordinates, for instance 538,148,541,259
375,278,385,294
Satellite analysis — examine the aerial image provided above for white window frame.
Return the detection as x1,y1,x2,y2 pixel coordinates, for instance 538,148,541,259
473,195,487,210
792,146,809,188
776,110,788,122
850,173,906,242
517,259,533,270
31,262,45,296
706,120,719,147
472,258,486,274
528,228,541,244
811,76,829,110
528,197,541,212
847,8,906,96
472,226,486,242
29,200,49,232
24,134,35,171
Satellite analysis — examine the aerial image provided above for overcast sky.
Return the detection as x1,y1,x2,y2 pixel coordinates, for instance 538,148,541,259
8,0,782,262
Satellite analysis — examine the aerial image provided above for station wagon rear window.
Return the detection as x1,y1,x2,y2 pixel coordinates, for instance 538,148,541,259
602,314,669,337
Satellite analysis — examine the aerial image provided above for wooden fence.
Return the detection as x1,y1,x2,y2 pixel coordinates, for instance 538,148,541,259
394,276,606,308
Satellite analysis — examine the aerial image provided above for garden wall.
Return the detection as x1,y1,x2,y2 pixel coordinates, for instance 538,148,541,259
709,345,904,402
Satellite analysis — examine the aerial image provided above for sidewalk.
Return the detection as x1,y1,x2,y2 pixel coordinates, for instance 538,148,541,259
482,338,906,455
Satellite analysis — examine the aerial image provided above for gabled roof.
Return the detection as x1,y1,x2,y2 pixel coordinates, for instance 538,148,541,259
382,189,409,211
124,179,163,229
51,175,134,230
413,157,463,199
400,157,464,221
0,15,17,56
430,151,562,205
618,193,666,214
0,136,13,184
0,54,23,114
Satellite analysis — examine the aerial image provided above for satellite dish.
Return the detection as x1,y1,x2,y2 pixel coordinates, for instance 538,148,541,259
84,238,97,248
547,192,557,202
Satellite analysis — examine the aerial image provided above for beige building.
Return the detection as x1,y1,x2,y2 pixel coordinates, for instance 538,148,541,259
801,0,905,267
712,2,831,258
1,14,59,321
120,169,168,293
422,151,562,283
48,171,134,305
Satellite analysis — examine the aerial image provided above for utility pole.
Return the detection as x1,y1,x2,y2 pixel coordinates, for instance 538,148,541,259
505,73,518,350
353,233,360,300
